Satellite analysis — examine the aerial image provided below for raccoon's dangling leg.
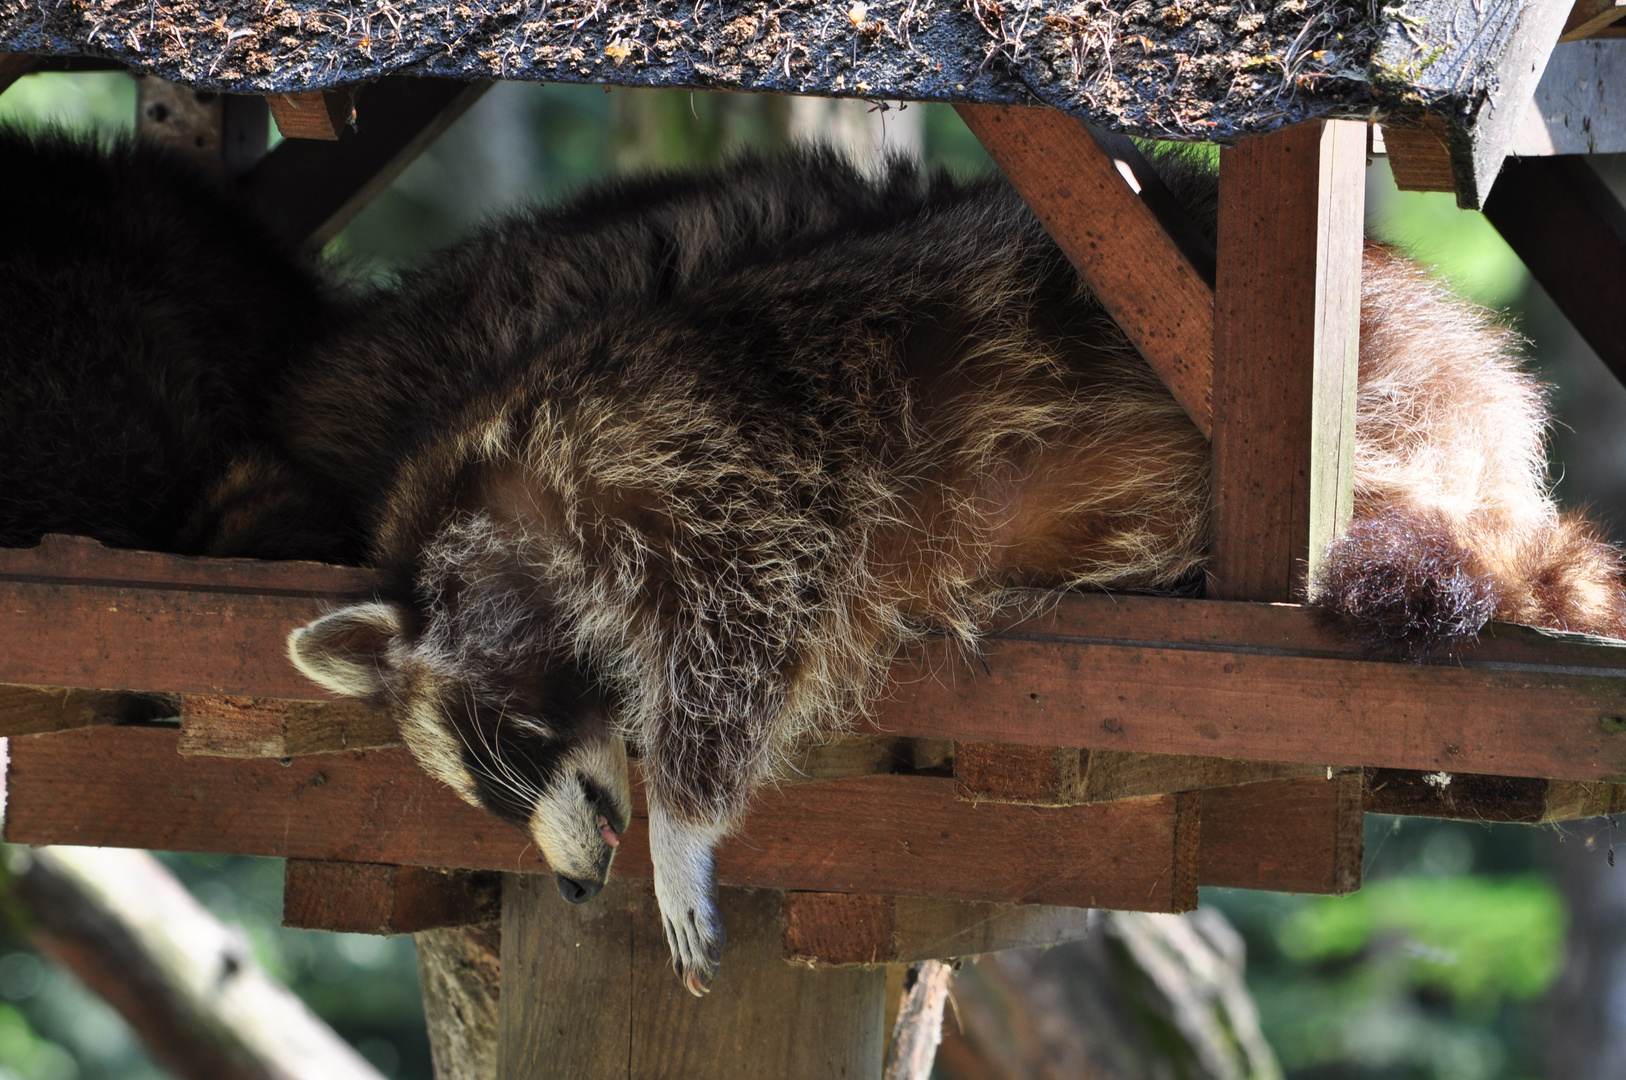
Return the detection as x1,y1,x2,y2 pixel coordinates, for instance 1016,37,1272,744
645,801,728,996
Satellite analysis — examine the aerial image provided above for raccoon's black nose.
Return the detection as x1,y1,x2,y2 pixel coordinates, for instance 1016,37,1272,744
556,874,603,904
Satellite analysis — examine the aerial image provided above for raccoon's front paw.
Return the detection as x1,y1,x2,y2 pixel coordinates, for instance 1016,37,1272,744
648,805,727,996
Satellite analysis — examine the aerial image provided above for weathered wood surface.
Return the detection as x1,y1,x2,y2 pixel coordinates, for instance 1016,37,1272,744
1370,0,1574,207
953,742,1323,806
0,535,372,699
498,876,884,1079
955,104,1215,437
415,924,501,1080
237,78,489,247
1483,155,1626,390
267,89,351,140
136,76,268,181
9,537,1626,780
180,695,399,757
282,860,500,934
5,726,1203,911
1384,115,1458,194
1199,774,1363,895
1510,41,1626,155
882,960,951,1080
1211,119,1364,602
781,893,1093,966
1364,768,1626,823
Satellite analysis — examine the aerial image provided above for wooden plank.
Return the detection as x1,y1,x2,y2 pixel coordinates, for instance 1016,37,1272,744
953,743,1322,806
179,695,398,757
1484,155,1626,389
236,77,489,248
867,598,1626,781
1364,768,1626,823
497,876,884,1079
1510,41,1626,155
0,52,38,96
9,538,1626,780
417,924,500,1080
282,860,499,934
1383,116,1458,194
1211,119,1364,601
136,77,268,181
0,684,176,737
955,104,1215,437
1200,774,1363,895
1560,0,1626,41
4,727,1199,912
1367,0,1574,207
266,90,353,140
781,892,1092,966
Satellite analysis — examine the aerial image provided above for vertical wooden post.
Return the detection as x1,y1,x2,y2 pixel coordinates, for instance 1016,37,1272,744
496,876,884,1079
1210,119,1365,601
135,77,268,182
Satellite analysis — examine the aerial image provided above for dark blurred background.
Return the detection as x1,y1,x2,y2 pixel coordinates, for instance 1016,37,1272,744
3,71,1625,1080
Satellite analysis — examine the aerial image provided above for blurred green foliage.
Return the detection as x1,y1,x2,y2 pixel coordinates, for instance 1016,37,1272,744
1277,875,1564,1011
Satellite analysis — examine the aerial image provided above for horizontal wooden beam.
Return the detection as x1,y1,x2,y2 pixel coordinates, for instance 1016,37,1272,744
282,860,499,934
5,727,1198,912
953,743,1324,806
4,726,1363,902
780,892,1091,966
955,104,1215,437
1363,768,1626,823
7,537,1626,782
179,695,399,757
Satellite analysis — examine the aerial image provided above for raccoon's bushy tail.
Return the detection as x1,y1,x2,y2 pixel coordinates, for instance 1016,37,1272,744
1312,504,1626,657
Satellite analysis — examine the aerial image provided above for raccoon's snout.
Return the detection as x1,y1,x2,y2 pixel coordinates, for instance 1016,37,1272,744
556,873,604,904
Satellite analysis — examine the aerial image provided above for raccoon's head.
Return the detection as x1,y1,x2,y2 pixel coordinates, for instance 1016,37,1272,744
286,601,633,903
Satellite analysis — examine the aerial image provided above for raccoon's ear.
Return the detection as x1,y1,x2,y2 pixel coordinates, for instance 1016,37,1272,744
287,602,405,698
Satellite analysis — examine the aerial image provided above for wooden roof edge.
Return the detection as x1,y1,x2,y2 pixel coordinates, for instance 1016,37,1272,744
0,0,1564,152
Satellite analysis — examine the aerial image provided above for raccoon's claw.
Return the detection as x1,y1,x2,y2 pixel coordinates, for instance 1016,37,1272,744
649,804,727,996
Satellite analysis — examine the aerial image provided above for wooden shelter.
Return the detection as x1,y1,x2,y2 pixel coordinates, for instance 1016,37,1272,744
4,0,1626,1073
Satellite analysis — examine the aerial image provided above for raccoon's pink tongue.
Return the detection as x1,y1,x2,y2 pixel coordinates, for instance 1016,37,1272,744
598,816,620,847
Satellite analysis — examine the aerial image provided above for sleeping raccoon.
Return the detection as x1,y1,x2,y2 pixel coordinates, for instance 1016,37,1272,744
0,129,359,561
276,150,1626,994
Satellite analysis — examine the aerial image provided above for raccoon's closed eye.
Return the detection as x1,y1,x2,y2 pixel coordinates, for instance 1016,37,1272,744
578,772,626,833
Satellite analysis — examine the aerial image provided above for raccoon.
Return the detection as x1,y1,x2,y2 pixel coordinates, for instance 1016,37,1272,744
279,150,1626,994
0,128,360,561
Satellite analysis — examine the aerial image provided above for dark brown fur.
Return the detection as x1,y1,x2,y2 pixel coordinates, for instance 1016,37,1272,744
0,129,357,560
